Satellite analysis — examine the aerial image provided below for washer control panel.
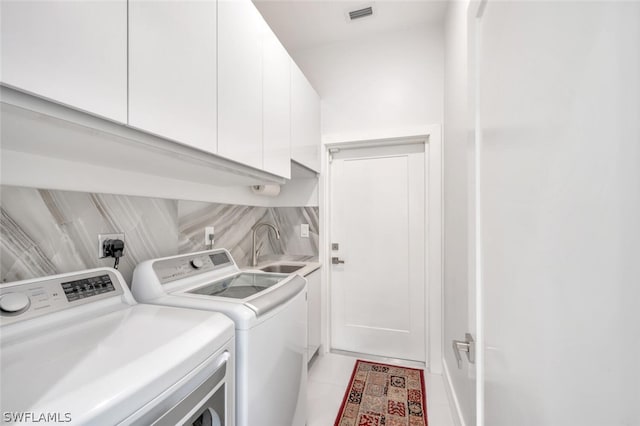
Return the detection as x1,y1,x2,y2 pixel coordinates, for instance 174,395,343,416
0,270,124,325
153,250,235,284
61,274,116,302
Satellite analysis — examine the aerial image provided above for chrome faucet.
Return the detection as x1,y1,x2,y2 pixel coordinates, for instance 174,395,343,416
251,222,280,267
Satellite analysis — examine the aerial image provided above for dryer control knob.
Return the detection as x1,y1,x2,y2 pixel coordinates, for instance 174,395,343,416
0,292,31,314
190,258,205,269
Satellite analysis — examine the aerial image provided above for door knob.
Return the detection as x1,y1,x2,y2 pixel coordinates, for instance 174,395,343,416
452,333,475,368
331,257,345,265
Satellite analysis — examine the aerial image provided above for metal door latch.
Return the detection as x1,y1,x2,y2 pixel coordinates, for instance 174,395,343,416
331,257,345,264
452,333,475,368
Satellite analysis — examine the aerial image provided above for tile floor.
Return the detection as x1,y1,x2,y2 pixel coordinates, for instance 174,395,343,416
307,352,456,426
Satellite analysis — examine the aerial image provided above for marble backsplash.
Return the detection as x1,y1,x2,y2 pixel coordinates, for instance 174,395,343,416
0,186,319,285
178,201,319,268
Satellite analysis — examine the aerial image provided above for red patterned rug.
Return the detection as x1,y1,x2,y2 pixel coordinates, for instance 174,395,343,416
334,360,428,426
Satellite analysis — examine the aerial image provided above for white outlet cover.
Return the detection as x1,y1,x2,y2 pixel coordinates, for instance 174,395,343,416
301,224,310,238
205,226,215,245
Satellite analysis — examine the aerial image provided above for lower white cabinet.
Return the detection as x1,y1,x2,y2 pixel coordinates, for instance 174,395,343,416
306,268,321,362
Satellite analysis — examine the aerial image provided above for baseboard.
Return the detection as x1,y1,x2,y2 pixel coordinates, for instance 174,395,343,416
442,358,466,426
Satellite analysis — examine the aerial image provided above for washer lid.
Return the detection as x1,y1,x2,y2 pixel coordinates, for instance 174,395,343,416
0,304,234,425
179,274,307,327
187,272,286,299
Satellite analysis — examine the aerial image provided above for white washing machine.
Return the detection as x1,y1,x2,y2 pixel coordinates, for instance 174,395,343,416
0,267,235,425
131,249,307,426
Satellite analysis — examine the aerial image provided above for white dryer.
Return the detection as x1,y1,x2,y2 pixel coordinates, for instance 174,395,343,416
131,249,307,426
0,267,235,425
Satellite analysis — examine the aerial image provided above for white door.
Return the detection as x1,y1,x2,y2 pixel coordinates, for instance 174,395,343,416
477,1,640,425
330,143,426,362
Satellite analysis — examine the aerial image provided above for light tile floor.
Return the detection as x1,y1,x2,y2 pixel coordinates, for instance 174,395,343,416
307,352,456,426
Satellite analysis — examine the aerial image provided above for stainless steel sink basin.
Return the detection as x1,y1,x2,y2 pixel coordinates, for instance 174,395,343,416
259,264,304,274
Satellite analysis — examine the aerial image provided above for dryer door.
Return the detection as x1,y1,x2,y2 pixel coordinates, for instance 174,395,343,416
152,350,232,426
125,347,233,426
181,389,224,426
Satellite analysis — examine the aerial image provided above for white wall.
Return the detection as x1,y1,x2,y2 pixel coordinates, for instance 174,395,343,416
293,24,444,143
443,1,474,425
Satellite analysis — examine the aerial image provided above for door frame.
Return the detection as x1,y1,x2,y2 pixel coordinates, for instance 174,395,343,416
319,125,443,373
469,2,486,426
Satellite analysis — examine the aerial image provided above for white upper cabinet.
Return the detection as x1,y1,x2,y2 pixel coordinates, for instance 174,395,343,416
262,25,291,179
0,0,127,123
128,0,217,154
1,0,320,179
291,62,321,173
217,0,264,169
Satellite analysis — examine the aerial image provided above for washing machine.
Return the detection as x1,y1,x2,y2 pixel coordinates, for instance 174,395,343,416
131,249,307,426
0,267,235,425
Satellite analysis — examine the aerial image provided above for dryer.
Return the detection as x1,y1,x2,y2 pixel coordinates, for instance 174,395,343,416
0,267,235,425
131,249,307,426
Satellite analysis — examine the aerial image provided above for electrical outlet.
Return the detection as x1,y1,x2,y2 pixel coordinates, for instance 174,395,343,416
205,226,215,246
300,224,310,238
98,233,125,258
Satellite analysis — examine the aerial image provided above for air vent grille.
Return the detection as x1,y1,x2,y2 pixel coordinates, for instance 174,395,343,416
349,6,373,20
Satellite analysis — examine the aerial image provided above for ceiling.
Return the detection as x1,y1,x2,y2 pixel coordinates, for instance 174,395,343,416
253,0,449,53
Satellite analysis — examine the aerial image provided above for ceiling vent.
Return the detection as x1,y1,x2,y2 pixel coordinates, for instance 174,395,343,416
349,6,373,20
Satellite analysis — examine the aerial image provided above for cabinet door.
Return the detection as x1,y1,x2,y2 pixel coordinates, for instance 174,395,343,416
129,0,217,153
307,269,321,362
218,0,264,169
291,62,321,172
262,28,291,179
1,0,127,122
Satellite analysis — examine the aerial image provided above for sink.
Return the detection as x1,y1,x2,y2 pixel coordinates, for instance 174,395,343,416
259,264,304,274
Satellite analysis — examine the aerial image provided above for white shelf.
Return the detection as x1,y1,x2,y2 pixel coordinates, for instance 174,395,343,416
0,87,286,195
